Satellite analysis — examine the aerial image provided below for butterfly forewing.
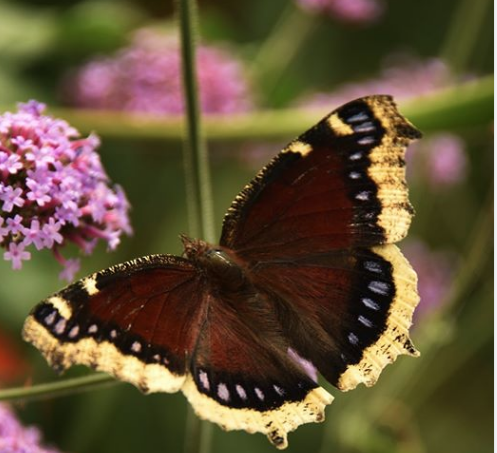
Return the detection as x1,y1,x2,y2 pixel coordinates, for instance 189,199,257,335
220,95,421,261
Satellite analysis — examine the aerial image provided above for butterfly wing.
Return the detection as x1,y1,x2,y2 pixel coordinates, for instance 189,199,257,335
220,95,421,261
220,95,421,390
182,285,332,449
23,254,207,394
248,244,419,391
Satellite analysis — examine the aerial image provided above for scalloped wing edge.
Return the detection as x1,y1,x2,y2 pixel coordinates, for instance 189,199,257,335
22,315,186,393
337,243,420,391
182,374,333,449
23,311,334,450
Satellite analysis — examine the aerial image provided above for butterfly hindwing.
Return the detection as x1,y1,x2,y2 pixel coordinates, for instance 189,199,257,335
183,286,332,449
248,244,419,392
220,95,421,261
23,254,206,393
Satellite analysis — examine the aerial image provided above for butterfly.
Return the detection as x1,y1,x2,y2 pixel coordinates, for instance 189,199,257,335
23,95,421,449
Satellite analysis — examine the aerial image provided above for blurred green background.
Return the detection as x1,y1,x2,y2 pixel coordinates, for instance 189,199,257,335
0,0,493,452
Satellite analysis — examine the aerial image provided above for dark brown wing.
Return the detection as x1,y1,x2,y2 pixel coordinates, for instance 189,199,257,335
23,254,206,394
182,284,332,449
220,95,421,262
23,253,333,448
248,244,419,392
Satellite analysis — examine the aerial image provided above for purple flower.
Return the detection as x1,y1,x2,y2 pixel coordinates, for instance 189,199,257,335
58,257,81,282
0,101,132,279
0,403,62,453
407,133,468,188
403,240,455,319
0,186,24,213
41,218,63,248
6,215,24,235
299,57,450,109
66,29,253,115
296,0,384,23
10,135,34,152
26,177,52,207
425,134,467,186
0,152,23,174
4,242,31,270
22,219,45,250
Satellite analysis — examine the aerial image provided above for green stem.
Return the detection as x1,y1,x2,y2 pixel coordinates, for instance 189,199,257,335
176,0,214,452
27,75,493,141
250,3,315,98
0,373,116,402
441,0,491,74
177,0,215,243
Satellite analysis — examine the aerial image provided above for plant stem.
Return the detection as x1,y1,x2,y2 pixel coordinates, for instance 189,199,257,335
441,0,491,74
177,0,215,243
27,75,493,142
250,3,315,98
0,373,116,402
176,0,214,453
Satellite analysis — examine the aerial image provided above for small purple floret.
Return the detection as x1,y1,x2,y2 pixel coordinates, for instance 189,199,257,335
0,186,24,212
4,242,31,270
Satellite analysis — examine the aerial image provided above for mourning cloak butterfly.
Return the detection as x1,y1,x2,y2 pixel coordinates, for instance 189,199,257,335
23,95,421,449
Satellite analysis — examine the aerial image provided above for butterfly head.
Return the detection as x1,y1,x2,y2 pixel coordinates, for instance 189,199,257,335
180,234,209,259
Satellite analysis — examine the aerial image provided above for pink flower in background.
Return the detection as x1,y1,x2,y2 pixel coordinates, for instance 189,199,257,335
407,133,468,188
300,58,450,109
296,0,384,23
0,101,132,280
403,240,455,319
67,29,253,115
424,134,467,186
0,403,62,453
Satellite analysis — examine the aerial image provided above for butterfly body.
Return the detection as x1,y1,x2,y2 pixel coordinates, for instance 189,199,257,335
24,95,421,449
181,236,247,290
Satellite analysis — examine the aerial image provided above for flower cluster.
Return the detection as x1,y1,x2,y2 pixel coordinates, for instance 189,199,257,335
0,403,62,453
67,29,253,115
0,101,132,280
295,0,384,23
